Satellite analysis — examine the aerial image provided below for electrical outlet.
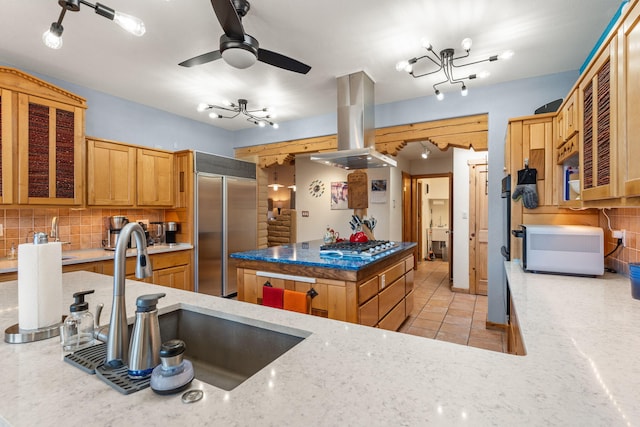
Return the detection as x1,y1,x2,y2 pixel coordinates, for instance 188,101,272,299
612,229,626,247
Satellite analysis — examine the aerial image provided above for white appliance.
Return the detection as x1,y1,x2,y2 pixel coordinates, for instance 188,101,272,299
515,225,604,276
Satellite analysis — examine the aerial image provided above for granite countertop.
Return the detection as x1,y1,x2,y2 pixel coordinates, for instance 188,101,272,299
0,243,193,274
0,264,638,426
230,240,416,270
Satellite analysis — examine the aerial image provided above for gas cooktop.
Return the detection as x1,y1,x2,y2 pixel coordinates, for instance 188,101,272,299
319,240,398,259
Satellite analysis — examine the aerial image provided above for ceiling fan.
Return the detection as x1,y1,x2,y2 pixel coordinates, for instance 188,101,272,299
179,0,311,74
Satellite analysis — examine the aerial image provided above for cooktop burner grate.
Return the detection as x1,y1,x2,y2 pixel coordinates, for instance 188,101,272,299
320,240,398,258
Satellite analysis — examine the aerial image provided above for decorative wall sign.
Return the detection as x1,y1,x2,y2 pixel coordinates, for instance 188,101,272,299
308,179,325,198
371,179,387,204
347,170,368,209
331,181,349,210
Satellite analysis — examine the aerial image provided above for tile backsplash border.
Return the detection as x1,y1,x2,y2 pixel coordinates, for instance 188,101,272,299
1,208,165,257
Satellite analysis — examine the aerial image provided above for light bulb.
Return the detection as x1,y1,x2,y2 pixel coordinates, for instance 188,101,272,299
258,121,266,127
461,38,472,51
435,90,444,101
272,123,279,129
421,38,432,50
500,50,514,60
461,85,468,96
42,23,63,50
197,103,209,112
113,11,145,36
208,112,220,119
421,151,427,159
478,71,491,79
43,29,63,49
396,60,409,72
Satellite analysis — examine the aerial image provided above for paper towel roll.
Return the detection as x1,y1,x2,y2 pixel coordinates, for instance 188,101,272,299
18,242,63,330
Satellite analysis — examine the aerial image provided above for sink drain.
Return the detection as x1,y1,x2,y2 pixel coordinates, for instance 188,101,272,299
181,389,203,404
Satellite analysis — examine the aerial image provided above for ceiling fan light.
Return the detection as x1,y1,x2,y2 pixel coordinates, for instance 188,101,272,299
222,46,258,69
42,23,64,49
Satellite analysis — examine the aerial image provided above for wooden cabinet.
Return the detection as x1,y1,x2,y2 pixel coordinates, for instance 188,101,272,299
137,148,174,206
507,291,525,355
578,35,619,201
86,137,174,207
237,253,415,331
620,4,640,197
87,138,136,206
101,250,193,291
1,67,86,206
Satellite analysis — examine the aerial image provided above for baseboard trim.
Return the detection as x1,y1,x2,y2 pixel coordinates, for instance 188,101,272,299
450,286,469,293
486,321,508,332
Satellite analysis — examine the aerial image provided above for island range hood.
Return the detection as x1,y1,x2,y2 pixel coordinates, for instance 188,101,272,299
310,71,397,169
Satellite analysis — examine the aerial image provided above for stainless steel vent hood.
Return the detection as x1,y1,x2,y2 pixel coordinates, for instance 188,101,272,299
310,71,397,169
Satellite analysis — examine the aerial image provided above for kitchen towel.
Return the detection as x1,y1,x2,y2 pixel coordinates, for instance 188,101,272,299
18,242,63,329
283,289,308,314
262,286,284,309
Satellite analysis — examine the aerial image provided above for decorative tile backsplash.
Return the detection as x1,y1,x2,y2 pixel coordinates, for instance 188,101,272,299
0,208,164,257
599,208,640,276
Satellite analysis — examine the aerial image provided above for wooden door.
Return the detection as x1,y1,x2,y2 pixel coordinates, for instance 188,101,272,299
401,171,413,243
469,161,488,295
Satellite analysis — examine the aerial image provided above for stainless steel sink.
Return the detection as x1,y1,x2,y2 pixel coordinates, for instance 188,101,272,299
157,305,310,391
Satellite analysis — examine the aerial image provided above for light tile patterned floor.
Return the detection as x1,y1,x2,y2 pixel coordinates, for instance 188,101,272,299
398,259,507,353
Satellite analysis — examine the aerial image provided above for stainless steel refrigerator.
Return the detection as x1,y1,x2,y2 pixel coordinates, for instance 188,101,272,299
194,152,257,297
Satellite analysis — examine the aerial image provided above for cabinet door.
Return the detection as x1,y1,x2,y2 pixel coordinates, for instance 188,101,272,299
137,148,174,206
0,89,15,204
153,265,189,291
579,37,618,201
87,138,136,206
17,94,84,205
622,6,640,196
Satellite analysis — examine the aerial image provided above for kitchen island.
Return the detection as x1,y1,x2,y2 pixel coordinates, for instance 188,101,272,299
231,240,417,329
1,266,639,426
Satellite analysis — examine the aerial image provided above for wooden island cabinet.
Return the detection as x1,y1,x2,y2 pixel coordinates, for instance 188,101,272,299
234,241,416,331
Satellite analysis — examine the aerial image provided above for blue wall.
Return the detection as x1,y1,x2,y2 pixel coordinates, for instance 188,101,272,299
3,60,578,323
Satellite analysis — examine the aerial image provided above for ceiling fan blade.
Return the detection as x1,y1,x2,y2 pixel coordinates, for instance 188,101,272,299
257,49,311,74
210,0,245,39
179,50,222,67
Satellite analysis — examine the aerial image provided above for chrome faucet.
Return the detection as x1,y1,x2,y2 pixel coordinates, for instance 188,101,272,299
105,222,153,368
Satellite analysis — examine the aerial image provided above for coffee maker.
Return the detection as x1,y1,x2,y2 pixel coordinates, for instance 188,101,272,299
165,222,178,246
105,215,129,250
149,222,165,245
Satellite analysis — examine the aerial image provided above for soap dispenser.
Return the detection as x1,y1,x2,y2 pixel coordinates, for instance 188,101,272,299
60,290,95,352
128,293,166,379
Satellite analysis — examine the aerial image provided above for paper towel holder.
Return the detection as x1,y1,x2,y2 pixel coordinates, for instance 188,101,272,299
4,317,65,344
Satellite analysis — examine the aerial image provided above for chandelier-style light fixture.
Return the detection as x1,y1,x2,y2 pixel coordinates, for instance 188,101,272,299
396,38,513,100
43,0,145,50
197,99,279,128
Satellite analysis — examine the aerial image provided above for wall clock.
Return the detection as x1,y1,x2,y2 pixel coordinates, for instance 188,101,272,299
308,179,325,198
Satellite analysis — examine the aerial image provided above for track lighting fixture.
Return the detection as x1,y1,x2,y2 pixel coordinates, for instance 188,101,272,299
197,99,279,128
396,37,513,100
43,0,145,50
421,144,430,159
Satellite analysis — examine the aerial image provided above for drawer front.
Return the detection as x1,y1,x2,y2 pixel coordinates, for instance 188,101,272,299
358,276,378,304
405,290,414,317
404,269,414,295
404,255,414,271
378,299,406,331
359,295,379,327
379,261,405,290
378,276,405,318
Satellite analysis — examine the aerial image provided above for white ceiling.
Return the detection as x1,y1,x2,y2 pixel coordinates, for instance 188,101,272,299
0,0,623,139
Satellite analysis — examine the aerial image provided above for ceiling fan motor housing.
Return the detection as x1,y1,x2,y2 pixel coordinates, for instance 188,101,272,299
220,33,259,69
